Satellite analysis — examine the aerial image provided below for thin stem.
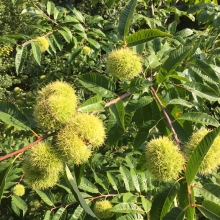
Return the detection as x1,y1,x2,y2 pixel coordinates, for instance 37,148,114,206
0,132,56,162
30,0,59,26
150,86,181,148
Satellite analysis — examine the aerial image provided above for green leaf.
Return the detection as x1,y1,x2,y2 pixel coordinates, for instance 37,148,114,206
35,189,54,206
110,202,145,214
106,100,125,145
0,101,30,130
68,47,82,62
47,1,55,15
130,169,140,193
157,47,191,84
0,36,17,44
87,38,100,49
178,112,219,127
167,99,194,108
58,29,71,43
31,42,41,65
129,77,152,92
133,120,157,150
163,207,185,220
72,8,85,23
174,28,193,38
117,213,144,220
52,32,63,51
198,200,220,220
187,3,213,14
78,73,116,98
137,171,149,193
150,182,180,220
78,177,99,194
120,166,134,191
11,195,27,217
186,126,220,184
44,210,51,220
126,29,172,47
52,207,66,220
0,161,14,203
197,184,220,204
15,45,27,74
178,179,194,220
118,0,137,37
184,82,220,102
107,172,118,191
141,196,151,213
78,95,105,113
69,204,86,220
64,165,98,219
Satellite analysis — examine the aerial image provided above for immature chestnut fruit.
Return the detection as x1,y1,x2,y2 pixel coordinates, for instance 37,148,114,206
34,36,49,52
33,81,77,130
70,113,106,148
185,128,220,175
13,184,25,196
93,200,114,219
22,142,63,189
106,48,142,79
145,137,185,182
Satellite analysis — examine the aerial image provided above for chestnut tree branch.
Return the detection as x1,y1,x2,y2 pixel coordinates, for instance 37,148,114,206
150,86,181,148
0,132,56,162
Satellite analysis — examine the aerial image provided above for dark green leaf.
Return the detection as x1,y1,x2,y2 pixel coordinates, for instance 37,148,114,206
118,0,137,37
163,207,185,220
78,73,116,98
186,127,220,184
198,200,220,220
35,189,54,206
31,42,41,65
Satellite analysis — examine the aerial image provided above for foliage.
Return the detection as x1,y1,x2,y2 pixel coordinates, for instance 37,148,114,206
0,0,220,219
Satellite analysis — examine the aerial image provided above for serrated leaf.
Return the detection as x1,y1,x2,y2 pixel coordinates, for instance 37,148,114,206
110,202,144,214
58,29,71,43
198,184,220,204
68,47,82,62
107,172,118,191
163,207,185,220
178,179,194,220
47,1,55,15
64,165,98,219
120,166,134,191
52,207,66,220
79,177,99,194
11,195,27,217
198,200,220,220
78,73,116,98
69,204,86,220
184,82,220,102
129,77,152,92
0,101,30,130
167,99,193,108
15,45,27,74
118,0,137,37
87,38,100,49
117,213,143,220
157,47,191,84
52,33,63,51
78,95,105,113
35,189,54,206
178,112,219,127
31,42,41,65
126,29,172,47
134,120,157,150
44,210,51,220
187,3,213,14
72,8,85,23
186,127,220,184
130,169,140,193
137,172,148,193
150,182,180,220
174,28,193,38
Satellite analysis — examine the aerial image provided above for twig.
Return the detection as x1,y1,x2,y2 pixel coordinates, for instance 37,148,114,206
0,132,56,162
30,0,59,26
22,30,56,47
150,86,181,148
